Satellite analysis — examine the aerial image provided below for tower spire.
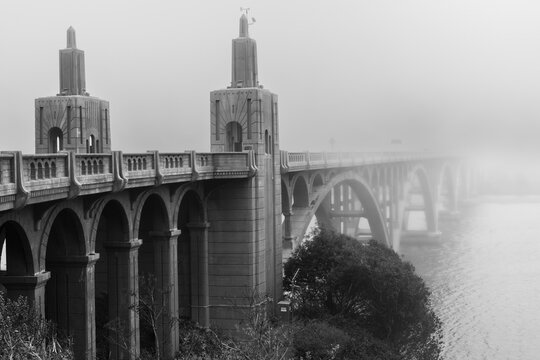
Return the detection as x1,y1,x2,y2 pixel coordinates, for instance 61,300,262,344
67,26,76,48
231,14,258,88
239,14,249,37
59,26,86,95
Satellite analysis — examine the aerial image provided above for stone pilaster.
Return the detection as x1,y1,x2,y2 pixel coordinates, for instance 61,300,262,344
148,229,181,359
103,239,142,360
0,271,50,316
187,222,210,327
47,253,100,360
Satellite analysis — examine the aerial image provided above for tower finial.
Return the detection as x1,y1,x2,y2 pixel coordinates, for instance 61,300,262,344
67,26,77,48
239,11,249,37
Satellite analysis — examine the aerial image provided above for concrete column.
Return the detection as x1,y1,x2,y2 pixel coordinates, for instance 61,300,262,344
103,239,142,360
187,222,210,328
0,271,50,316
47,254,100,360
282,207,294,260
148,229,181,359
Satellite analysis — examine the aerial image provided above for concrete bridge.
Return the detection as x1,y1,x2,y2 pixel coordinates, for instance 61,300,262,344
0,17,470,360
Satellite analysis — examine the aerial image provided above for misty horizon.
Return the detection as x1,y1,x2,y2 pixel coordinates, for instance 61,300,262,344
1,1,540,156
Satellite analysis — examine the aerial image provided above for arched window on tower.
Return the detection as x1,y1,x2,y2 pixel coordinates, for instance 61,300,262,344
48,127,64,153
226,121,243,152
88,135,96,154
265,130,269,154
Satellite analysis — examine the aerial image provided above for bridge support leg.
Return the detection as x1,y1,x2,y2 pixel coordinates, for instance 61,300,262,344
103,240,142,360
187,222,210,328
148,230,181,359
0,272,50,315
46,254,100,360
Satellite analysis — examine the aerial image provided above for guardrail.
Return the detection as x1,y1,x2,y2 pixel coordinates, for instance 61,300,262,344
280,150,438,173
0,148,439,211
0,150,257,211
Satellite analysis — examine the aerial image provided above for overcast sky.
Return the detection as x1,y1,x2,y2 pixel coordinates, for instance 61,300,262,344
1,0,540,154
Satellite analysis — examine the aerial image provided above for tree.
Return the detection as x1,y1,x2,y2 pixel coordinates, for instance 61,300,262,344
284,228,442,359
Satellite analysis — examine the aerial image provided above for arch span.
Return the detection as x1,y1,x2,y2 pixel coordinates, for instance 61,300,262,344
291,175,309,208
396,165,439,249
176,189,207,326
44,208,92,359
286,171,389,254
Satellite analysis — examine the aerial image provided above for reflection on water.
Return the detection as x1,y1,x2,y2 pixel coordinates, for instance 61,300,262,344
400,197,540,360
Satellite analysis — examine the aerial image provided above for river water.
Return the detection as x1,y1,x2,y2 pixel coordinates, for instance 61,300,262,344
400,197,540,360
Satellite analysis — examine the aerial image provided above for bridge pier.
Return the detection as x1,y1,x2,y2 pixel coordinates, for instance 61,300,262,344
148,229,181,358
0,272,50,315
46,254,100,360
102,239,142,360
186,222,210,327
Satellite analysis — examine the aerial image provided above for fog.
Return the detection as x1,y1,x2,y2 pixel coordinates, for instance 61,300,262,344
1,0,540,156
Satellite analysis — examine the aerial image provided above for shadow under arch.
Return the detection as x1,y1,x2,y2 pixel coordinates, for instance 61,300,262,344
136,193,179,356
0,221,34,277
93,199,134,360
291,175,309,208
0,221,36,301
176,189,207,326
288,171,389,253
44,208,89,359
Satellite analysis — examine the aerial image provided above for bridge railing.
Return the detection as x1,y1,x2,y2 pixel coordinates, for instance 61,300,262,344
0,150,257,211
281,150,430,172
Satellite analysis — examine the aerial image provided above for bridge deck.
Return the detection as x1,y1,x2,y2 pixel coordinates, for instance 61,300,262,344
0,150,256,211
0,149,442,211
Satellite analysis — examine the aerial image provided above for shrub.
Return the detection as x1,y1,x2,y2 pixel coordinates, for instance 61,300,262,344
293,321,350,360
284,228,442,359
0,292,73,360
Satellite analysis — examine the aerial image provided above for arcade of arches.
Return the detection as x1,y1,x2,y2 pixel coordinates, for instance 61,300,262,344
0,161,463,359
0,186,207,360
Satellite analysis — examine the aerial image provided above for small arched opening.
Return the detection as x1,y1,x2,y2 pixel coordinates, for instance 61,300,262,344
48,127,64,153
225,121,243,152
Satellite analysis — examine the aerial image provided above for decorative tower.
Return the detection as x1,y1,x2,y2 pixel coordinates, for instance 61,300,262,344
208,13,283,325
35,27,111,154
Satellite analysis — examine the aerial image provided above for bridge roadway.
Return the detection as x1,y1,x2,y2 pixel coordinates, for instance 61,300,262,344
0,149,466,359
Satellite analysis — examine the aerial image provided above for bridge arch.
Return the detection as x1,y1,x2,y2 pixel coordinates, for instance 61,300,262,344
43,207,91,359
175,188,207,325
401,165,437,236
136,192,179,355
437,162,458,214
310,172,324,192
0,220,34,277
93,199,134,359
133,189,173,237
291,174,310,208
287,171,389,254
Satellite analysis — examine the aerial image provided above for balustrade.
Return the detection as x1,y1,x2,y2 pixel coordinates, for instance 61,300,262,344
0,150,255,210
24,154,68,181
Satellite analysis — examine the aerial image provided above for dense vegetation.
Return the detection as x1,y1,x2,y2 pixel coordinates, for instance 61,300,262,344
0,228,442,359
0,294,73,360
283,228,443,359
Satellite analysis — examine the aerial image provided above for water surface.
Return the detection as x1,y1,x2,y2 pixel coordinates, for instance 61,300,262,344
400,197,540,360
